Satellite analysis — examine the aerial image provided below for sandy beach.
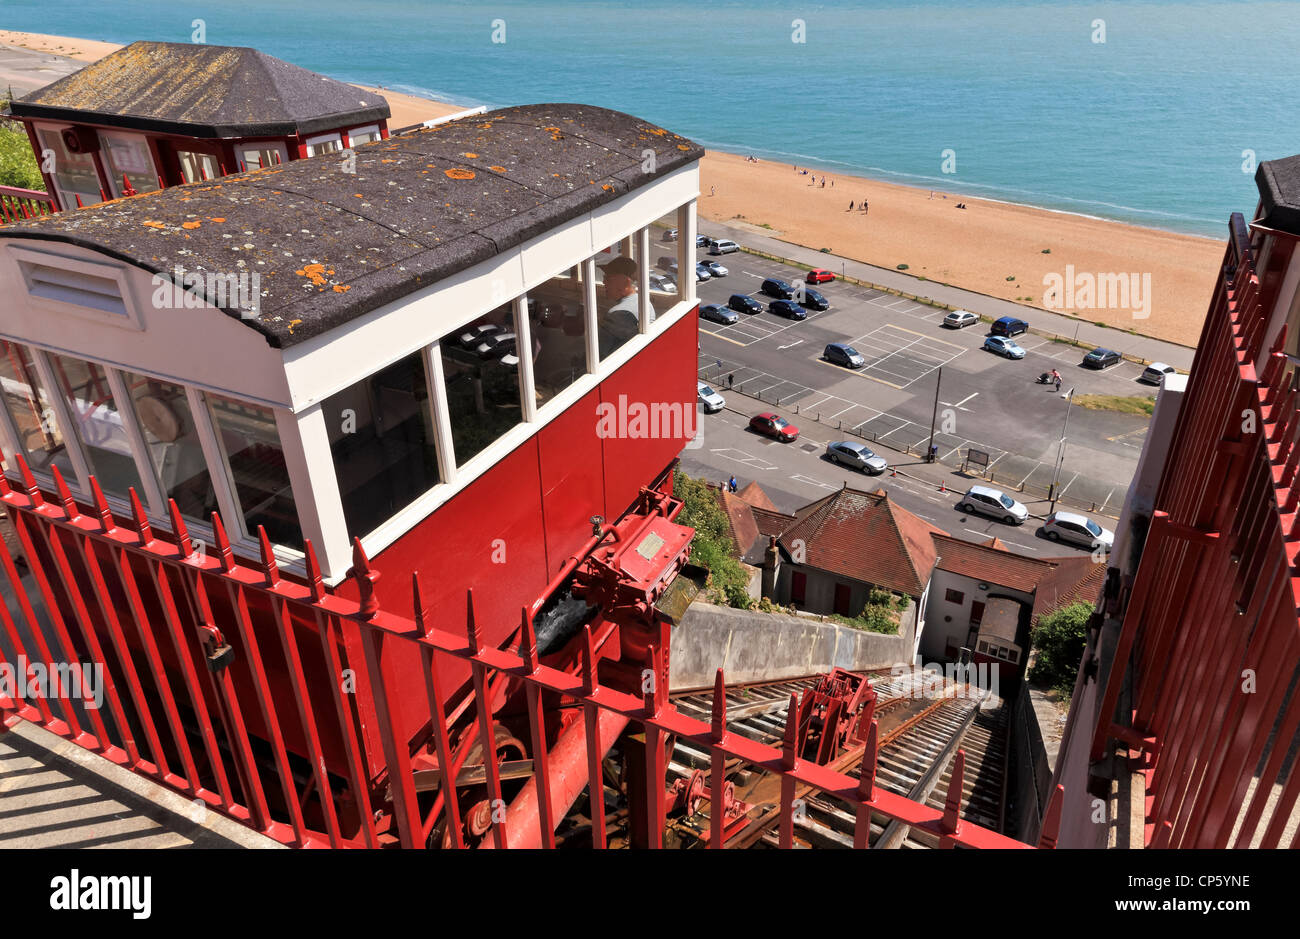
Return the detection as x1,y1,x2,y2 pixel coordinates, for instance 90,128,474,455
701,152,1221,347
2,30,1221,347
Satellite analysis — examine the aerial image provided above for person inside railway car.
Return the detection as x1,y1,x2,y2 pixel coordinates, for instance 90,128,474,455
598,255,651,358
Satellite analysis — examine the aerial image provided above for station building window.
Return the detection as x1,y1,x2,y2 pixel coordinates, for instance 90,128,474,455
176,150,221,184
439,305,525,466
239,143,288,171
305,133,344,158
0,340,74,478
46,352,147,499
527,269,589,406
321,351,441,539
206,393,302,550
124,371,217,520
99,132,160,197
35,126,103,209
347,125,381,146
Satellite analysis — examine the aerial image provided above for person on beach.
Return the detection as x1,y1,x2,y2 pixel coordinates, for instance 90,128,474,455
821,179,826,188
710,185,716,196
864,200,869,215
849,201,854,212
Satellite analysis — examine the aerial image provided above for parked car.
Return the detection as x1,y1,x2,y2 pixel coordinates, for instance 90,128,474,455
476,332,517,359
799,287,829,311
984,336,1026,359
826,441,887,474
700,260,729,277
694,263,714,282
701,234,722,248
824,343,866,369
1139,362,1176,384
709,239,740,255
1041,511,1114,550
662,228,678,242
806,268,836,284
648,273,677,294
657,255,678,273
459,322,501,348
749,412,799,441
957,485,1029,525
697,381,726,413
990,315,1029,337
769,299,806,319
695,234,709,248
761,278,795,299
1083,347,1121,369
943,310,979,329
699,303,739,325
728,294,764,315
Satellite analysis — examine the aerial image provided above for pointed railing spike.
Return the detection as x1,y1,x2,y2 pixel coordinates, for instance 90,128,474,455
257,525,280,586
781,693,800,769
580,623,596,696
128,488,153,543
0,469,11,497
50,464,78,519
210,512,235,572
74,193,84,208
856,718,879,802
412,571,431,638
167,499,193,557
350,537,379,616
304,540,326,602
121,174,136,197
464,587,481,654
157,175,166,191
519,606,538,673
942,748,967,839
1037,784,1064,849
710,669,727,742
15,453,43,507
89,476,115,532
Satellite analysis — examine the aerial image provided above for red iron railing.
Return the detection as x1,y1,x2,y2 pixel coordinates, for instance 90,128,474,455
0,457,1035,849
1089,213,1300,848
0,185,56,224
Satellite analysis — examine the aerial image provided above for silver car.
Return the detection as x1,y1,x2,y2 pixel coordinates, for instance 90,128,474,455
958,485,1029,524
1042,511,1114,549
826,441,888,474
697,381,726,413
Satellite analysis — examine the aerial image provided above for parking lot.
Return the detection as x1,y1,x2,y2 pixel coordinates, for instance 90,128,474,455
690,242,1160,507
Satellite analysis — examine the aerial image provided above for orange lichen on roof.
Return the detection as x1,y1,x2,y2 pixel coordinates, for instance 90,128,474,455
444,168,475,180
332,285,351,293
209,216,225,223
142,220,166,229
295,264,335,286
489,165,506,173
463,152,478,159
181,221,201,229
287,319,303,334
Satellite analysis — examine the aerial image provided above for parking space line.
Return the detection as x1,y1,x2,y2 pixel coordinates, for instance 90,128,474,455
1057,472,1080,497
1018,466,1039,487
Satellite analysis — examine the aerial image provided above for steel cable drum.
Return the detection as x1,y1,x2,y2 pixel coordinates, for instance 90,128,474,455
533,588,596,657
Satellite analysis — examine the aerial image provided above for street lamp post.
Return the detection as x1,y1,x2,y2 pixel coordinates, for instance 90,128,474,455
927,366,943,462
1048,387,1075,512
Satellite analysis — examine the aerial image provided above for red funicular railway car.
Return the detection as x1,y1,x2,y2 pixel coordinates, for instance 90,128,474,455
0,96,710,846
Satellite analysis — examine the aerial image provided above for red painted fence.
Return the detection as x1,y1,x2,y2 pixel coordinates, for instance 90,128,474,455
0,458,1035,849
1088,213,1300,848
0,186,56,224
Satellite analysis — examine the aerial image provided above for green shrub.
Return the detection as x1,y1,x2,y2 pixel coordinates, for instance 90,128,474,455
674,473,753,609
1028,602,1092,695
0,119,45,191
896,263,908,270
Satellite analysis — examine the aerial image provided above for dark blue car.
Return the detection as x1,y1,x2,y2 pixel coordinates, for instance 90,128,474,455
769,299,806,319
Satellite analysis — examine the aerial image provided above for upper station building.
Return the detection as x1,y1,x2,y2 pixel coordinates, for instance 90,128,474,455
0,95,703,642
4,41,392,209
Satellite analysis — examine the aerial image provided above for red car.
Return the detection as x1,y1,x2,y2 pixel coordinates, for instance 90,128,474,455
806,268,835,284
749,412,800,441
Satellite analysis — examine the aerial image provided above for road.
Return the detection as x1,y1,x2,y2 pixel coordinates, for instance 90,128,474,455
683,240,1164,519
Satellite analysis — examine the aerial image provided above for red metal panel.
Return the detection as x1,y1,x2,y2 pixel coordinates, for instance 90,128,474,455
598,313,698,520
536,387,608,577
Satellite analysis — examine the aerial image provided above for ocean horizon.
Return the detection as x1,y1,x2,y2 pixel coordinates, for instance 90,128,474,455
5,0,1296,238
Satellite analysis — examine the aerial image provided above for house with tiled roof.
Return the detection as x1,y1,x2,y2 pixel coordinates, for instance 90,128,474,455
923,534,1106,683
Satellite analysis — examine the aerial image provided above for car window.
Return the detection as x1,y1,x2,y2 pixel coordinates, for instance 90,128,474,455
998,494,1015,508
773,417,788,429
1086,520,1102,536
700,386,714,395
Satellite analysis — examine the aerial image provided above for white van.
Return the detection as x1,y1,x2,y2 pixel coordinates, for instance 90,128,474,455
710,239,739,255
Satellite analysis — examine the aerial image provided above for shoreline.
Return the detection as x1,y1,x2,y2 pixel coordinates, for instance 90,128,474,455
1,29,1222,346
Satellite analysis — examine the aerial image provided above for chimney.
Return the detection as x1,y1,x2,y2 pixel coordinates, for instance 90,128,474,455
761,534,779,600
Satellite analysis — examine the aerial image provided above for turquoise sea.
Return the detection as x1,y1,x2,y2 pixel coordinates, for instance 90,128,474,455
5,0,1298,237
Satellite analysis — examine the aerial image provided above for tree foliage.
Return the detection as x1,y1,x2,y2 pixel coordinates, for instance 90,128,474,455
1028,602,1092,695
0,116,46,192
673,472,752,609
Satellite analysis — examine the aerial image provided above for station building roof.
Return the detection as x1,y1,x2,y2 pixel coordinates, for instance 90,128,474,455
1,103,703,348
1256,155,1300,237
6,41,390,138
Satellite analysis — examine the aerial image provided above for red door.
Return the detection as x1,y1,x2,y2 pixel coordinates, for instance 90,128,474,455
790,571,806,605
834,583,852,616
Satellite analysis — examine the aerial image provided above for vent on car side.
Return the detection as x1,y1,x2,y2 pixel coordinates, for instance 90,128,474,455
21,261,127,318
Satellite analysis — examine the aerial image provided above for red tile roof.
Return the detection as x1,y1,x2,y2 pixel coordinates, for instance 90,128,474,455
931,533,1055,593
1031,556,1106,623
778,487,946,597
737,481,779,511
714,487,760,557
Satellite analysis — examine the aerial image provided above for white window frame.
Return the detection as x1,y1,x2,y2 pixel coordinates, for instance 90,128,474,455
304,133,344,158
8,245,143,331
345,125,381,147
238,141,290,171
32,122,103,210
98,130,159,198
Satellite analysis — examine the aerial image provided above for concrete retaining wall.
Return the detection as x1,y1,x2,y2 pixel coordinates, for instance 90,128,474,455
1008,686,1065,842
670,602,912,690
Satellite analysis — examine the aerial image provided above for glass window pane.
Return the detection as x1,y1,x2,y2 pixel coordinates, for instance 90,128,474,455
597,238,651,361
99,132,159,196
440,304,524,465
652,208,686,305
527,271,588,407
322,352,441,539
47,353,145,498
176,150,220,184
37,127,102,207
125,372,217,520
0,341,74,478
306,135,343,157
240,146,285,171
208,394,302,550
348,126,380,146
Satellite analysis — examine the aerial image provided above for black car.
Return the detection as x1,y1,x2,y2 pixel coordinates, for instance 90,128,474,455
657,255,677,273
761,278,795,300
695,234,709,248
700,303,739,325
769,299,806,319
728,294,765,315
991,315,1029,337
1082,347,1121,369
800,287,829,311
